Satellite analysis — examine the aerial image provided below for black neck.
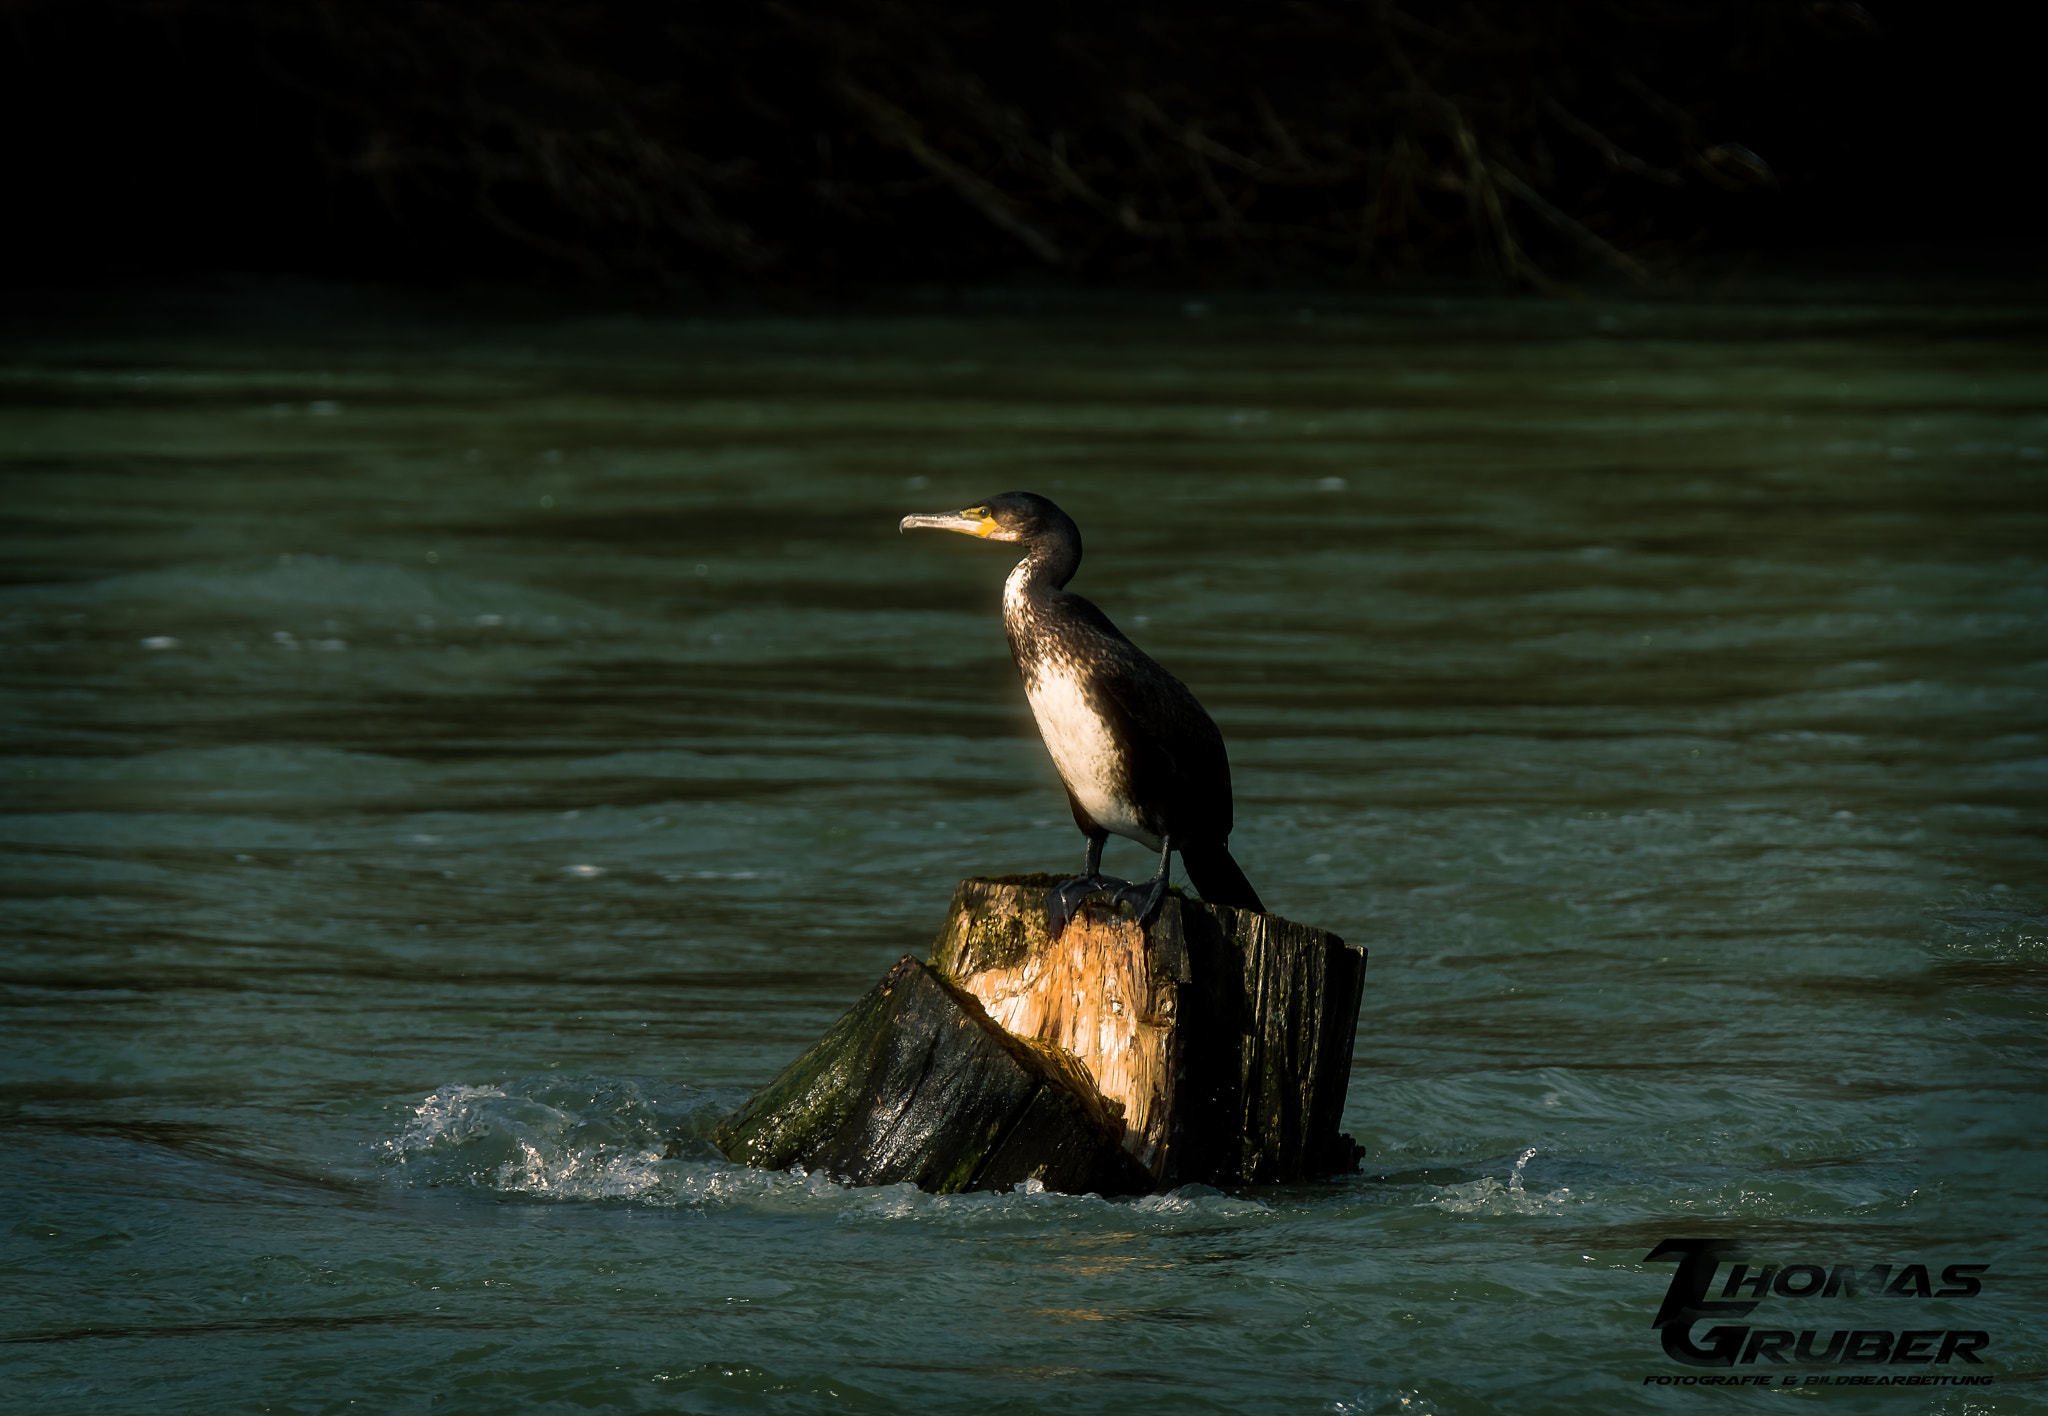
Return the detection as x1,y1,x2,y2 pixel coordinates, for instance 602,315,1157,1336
1018,516,1082,592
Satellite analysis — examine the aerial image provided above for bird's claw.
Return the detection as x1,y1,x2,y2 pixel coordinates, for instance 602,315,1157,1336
1045,873,1120,938
1109,874,1169,926
1046,872,1167,936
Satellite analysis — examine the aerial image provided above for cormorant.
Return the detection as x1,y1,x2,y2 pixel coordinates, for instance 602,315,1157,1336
901,491,1264,934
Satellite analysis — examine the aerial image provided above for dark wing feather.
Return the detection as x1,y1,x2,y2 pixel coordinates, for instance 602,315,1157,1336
1057,592,1235,844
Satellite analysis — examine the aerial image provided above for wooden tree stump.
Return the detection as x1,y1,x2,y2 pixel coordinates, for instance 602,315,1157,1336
714,955,1154,1195
714,877,1366,1194
931,876,1366,1186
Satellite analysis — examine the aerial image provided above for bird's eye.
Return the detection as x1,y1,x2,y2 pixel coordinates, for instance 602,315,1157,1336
964,506,989,518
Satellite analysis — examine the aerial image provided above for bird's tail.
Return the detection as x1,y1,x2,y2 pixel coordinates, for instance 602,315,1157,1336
1180,840,1265,915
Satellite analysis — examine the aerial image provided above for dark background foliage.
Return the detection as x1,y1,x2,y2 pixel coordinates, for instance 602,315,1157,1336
2,1,2040,291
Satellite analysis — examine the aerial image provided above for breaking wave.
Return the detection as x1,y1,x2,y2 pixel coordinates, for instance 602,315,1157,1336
376,1074,1276,1224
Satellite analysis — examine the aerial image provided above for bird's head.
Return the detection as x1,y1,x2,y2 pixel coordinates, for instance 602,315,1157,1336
898,491,1069,545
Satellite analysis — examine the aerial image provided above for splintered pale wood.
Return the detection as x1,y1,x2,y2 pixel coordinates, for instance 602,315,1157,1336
929,875,1189,1178
930,875,1368,1186
713,956,1152,1197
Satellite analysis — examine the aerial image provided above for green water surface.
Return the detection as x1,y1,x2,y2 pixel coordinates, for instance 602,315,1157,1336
2,282,2044,1414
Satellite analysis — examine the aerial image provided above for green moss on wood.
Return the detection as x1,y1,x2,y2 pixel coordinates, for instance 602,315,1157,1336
715,955,1150,1196
718,880,1366,1194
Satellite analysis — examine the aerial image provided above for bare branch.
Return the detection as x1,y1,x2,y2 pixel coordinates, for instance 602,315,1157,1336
211,0,1816,285
1489,159,1652,285
836,76,1066,267
1543,99,1683,186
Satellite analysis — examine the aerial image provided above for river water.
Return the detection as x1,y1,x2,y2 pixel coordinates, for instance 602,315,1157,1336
3,280,2043,1413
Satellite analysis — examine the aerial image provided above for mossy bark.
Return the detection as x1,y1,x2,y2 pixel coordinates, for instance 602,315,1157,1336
715,879,1365,1195
713,955,1152,1196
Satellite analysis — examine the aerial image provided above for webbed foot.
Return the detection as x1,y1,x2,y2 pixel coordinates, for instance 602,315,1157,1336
1107,872,1169,926
1045,873,1126,938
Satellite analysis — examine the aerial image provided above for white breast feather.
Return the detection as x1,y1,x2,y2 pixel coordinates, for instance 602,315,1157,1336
1023,662,1157,848
1006,559,1158,848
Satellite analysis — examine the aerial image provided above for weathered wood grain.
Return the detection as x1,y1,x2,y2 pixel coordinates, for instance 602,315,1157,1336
931,875,1366,1186
713,955,1153,1196
715,878,1366,1194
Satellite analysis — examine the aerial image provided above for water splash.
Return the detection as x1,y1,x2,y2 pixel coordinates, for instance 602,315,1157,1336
379,1075,724,1200
377,1077,1287,1225
1133,1183,1270,1219
1931,889,2048,962
1329,1387,1439,1415
1426,1146,1570,1215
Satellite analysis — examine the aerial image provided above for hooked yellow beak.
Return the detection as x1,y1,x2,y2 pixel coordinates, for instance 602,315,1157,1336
899,508,1001,538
